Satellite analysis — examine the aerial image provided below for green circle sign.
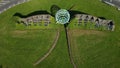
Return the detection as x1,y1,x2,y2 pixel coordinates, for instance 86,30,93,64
55,9,70,24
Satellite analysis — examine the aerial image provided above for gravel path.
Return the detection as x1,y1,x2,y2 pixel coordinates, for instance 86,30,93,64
33,30,60,66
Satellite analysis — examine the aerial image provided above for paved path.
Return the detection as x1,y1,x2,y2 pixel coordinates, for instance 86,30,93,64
102,0,120,10
33,30,60,66
0,0,30,14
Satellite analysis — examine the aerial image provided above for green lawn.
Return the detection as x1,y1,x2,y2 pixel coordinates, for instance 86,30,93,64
0,0,120,68
68,29,120,68
36,29,73,68
67,0,120,67
0,29,58,68
0,0,72,68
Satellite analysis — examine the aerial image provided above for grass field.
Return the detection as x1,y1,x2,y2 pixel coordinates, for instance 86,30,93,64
67,0,120,68
0,29,58,68
36,29,72,68
68,29,120,68
0,0,120,68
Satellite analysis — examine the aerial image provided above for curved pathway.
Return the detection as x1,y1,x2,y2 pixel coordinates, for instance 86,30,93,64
0,0,30,14
33,30,60,66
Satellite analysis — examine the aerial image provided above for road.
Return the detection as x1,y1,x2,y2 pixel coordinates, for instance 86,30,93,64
0,0,30,14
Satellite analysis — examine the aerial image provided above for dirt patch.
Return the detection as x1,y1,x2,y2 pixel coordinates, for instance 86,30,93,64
12,30,27,34
11,30,28,38
12,30,27,35
68,29,106,37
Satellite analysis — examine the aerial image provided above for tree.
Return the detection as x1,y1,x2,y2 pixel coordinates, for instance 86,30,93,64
50,5,60,16
0,65,2,68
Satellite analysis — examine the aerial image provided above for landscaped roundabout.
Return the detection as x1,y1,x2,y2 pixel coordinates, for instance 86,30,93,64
0,0,120,68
